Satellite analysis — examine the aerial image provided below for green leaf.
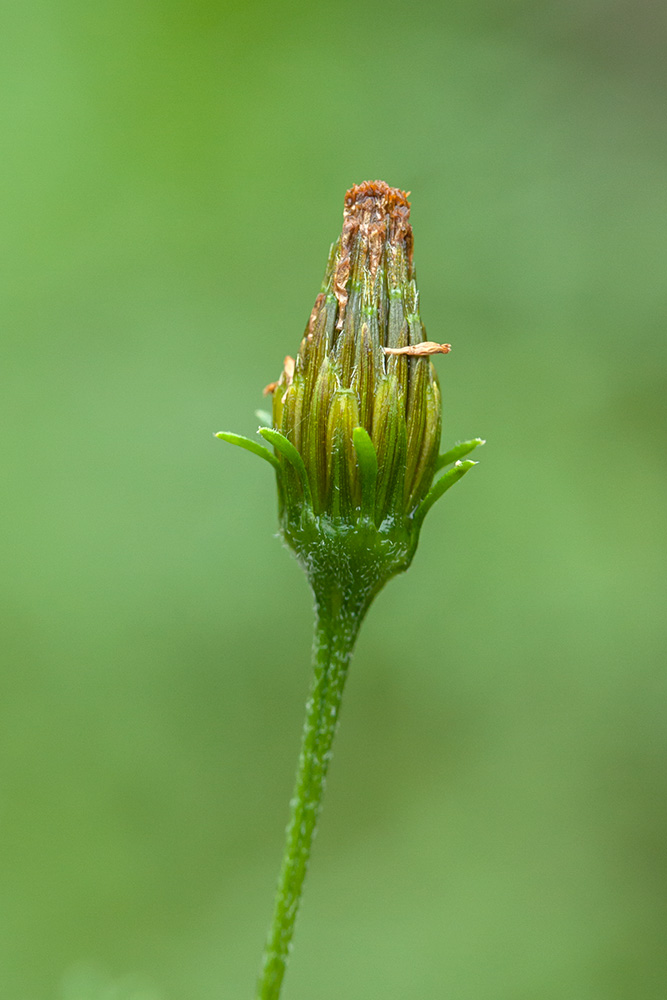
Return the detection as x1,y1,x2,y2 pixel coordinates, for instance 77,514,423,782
352,426,378,523
435,438,485,471
214,431,282,473
412,460,478,531
258,427,313,508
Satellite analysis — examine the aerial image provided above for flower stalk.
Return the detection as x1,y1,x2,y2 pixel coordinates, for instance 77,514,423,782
215,181,483,998
257,596,366,1000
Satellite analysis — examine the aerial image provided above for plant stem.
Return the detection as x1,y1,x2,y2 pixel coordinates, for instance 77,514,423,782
255,590,366,1000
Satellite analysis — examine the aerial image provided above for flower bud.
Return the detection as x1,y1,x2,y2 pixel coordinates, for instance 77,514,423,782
271,181,447,531
216,181,481,603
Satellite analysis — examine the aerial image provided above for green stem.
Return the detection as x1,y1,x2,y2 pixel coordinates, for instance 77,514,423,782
256,591,366,1000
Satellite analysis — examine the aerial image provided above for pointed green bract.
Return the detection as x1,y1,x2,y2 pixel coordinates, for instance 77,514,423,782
259,427,313,510
435,437,486,471
326,390,360,516
412,460,478,532
215,431,282,473
352,427,378,524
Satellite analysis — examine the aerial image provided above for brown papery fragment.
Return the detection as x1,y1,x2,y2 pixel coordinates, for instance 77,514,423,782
383,341,452,356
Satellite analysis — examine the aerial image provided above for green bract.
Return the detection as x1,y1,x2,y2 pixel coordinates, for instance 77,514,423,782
217,181,483,612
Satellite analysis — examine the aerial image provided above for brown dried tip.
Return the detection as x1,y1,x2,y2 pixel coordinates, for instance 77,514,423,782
263,355,295,396
308,292,325,338
343,180,411,214
334,180,414,328
383,341,452,356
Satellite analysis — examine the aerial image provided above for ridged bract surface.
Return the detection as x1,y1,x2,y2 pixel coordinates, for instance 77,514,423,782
272,181,442,524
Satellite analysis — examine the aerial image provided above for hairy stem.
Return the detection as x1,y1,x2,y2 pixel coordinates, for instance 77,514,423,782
256,591,366,1000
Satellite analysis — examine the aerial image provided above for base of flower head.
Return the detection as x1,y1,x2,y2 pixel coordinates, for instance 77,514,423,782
282,510,417,618
215,427,483,609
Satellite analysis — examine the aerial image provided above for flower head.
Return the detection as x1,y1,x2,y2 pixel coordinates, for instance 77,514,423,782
217,182,483,607
270,180,453,528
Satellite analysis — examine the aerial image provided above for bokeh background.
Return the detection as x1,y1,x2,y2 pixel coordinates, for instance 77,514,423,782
2,0,666,997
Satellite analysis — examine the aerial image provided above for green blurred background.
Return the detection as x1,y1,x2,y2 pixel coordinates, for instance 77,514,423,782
2,0,666,997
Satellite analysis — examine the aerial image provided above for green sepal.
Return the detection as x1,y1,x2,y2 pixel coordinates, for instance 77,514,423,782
259,427,314,509
326,390,360,517
435,438,485,471
384,414,407,524
412,460,478,531
352,426,378,523
304,356,338,514
214,431,282,473
372,374,406,524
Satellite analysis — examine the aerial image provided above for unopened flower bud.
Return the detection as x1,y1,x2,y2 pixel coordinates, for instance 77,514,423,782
274,181,443,527
216,181,482,605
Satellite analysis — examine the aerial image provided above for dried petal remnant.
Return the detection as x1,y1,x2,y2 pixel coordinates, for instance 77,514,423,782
264,355,296,397
308,293,325,336
335,181,414,328
384,342,452,356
